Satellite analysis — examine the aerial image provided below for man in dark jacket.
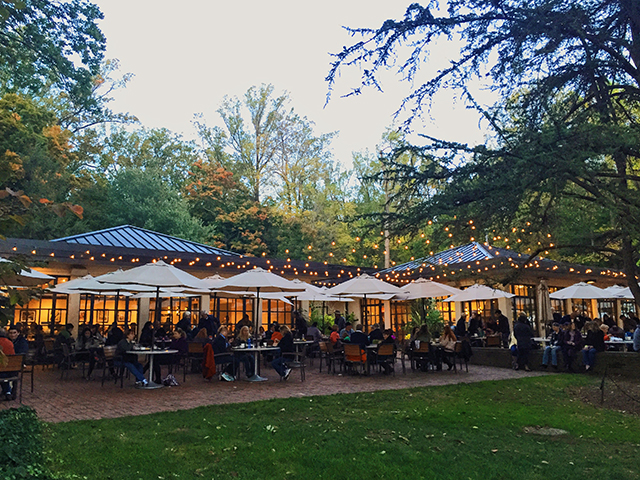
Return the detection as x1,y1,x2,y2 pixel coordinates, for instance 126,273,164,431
8,325,28,355
334,311,346,331
513,314,534,371
212,326,237,382
495,310,510,347
348,324,369,348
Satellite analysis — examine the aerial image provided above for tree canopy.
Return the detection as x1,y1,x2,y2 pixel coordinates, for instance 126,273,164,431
0,0,105,109
328,0,640,301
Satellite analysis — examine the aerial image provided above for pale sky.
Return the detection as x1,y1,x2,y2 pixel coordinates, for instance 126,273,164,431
94,0,491,169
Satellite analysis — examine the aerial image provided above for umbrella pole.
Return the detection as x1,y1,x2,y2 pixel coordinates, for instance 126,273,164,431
154,287,160,349
115,291,121,328
254,287,261,341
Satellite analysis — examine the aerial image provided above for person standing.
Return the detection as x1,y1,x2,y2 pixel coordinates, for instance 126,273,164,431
334,311,346,332
513,314,534,371
495,310,510,347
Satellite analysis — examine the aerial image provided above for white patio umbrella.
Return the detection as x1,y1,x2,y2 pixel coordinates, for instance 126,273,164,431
443,284,515,302
94,261,208,324
401,278,462,325
603,285,633,299
0,257,54,287
548,282,609,300
326,274,403,325
48,274,94,294
215,267,305,337
401,278,462,300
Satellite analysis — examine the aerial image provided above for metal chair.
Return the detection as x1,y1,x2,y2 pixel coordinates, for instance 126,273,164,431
375,343,396,376
186,342,204,375
343,344,366,375
100,346,125,387
410,342,432,371
23,349,36,393
287,345,307,382
60,343,76,380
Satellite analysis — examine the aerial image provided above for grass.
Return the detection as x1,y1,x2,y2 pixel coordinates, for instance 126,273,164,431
47,375,639,480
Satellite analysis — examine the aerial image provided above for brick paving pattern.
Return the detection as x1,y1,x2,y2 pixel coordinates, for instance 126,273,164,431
1,361,545,423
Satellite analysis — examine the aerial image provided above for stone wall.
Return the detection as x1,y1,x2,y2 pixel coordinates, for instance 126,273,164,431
469,347,640,379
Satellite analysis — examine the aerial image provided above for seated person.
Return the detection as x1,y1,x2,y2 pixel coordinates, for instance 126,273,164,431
138,321,154,347
608,324,625,339
105,322,124,346
115,328,148,386
599,324,610,341
561,321,583,373
412,324,432,371
8,325,29,355
371,329,395,374
634,324,640,352
192,328,209,343
53,323,75,367
270,323,283,343
75,326,102,379
340,323,353,341
231,326,263,381
368,323,384,343
234,314,252,337
541,322,562,369
0,328,17,400
151,328,190,382
347,324,369,348
212,326,237,382
271,325,294,380
437,326,457,371
582,321,605,372
306,322,323,343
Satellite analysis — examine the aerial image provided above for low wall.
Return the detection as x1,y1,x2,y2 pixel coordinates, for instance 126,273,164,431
469,347,640,379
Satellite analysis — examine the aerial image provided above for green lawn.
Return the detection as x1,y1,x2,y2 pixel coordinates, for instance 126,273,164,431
48,375,639,480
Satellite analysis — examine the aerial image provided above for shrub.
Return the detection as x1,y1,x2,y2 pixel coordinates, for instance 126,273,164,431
0,406,54,479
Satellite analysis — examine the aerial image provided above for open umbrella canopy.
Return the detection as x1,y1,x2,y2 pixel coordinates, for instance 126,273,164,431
602,285,635,300
62,275,158,293
200,274,226,290
326,274,403,297
48,274,94,294
0,257,54,287
290,278,324,295
95,260,206,290
549,282,609,300
443,284,515,302
215,267,305,293
294,290,353,302
401,278,462,300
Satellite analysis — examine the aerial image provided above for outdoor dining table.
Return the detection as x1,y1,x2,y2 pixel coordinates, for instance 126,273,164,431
605,340,634,352
231,345,280,379
134,347,178,389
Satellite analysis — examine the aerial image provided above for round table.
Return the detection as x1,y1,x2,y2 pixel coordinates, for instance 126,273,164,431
231,345,281,379
134,348,178,389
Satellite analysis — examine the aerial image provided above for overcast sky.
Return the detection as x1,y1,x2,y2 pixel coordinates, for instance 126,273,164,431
94,0,491,168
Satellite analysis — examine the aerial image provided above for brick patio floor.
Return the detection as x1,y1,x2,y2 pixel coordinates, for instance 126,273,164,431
1,360,546,423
